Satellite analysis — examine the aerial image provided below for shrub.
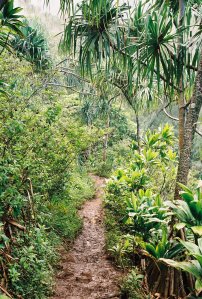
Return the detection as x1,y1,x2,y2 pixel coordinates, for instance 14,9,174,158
121,269,147,299
105,125,177,241
0,52,97,297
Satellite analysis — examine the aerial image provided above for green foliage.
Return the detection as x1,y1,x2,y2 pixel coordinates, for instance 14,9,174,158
61,0,128,74
162,238,202,293
167,182,202,236
105,125,177,240
0,0,23,50
0,52,97,298
103,125,202,298
48,171,95,239
8,226,56,298
45,0,73,14
93,159,113,178
11,20,51,70
61,0,201,97
121,269,146,299
123,190,169,241
143,228,183,259
79,94,132,177
108,234,133,267
104,206,123,250
1,1,201,298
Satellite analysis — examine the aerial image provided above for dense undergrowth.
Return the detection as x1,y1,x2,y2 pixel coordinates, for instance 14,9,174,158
0,52,96,298
0,33,131,298
105,125,201,298
0,1,202,298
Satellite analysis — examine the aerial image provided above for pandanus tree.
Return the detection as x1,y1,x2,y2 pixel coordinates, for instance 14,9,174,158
0,1,51,70
52,0,202,201
11,20,51,70
0,0,23,99
0,0,23,51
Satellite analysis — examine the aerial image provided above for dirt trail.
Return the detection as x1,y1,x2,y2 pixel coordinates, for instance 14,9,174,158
51,175,122,299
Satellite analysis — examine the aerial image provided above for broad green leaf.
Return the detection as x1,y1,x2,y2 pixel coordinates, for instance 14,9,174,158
156,243,166,258
175,222,186,230
191,226,202,236
179,239,201,255
145,243,158,259
195,279,202,292
193,255,202,268
198,238,202,253
160,259,201,279
166,243,183,259
131,192,137,211
178,183,193,195
180,191,194,203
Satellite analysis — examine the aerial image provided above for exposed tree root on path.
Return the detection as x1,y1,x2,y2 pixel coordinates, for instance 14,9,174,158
51,175,122,299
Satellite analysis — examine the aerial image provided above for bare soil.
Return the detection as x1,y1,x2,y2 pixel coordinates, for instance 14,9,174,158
51,175,122,299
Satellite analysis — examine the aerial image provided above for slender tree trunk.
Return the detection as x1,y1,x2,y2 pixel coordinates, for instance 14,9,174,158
103,113,110,162
135,110,140,152
174,0,186,200
85,119,92,159
178,0,186,153
174,48,202,198
178,98,185,152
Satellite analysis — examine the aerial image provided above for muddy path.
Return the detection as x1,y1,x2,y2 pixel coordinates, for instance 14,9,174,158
51,175,122,299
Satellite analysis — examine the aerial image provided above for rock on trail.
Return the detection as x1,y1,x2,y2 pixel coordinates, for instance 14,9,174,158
51,175,122,299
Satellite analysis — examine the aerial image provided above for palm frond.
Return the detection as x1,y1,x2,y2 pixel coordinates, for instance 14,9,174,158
60,0,129,75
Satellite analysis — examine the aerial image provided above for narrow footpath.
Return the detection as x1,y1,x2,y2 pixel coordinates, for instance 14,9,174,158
51,176,122,299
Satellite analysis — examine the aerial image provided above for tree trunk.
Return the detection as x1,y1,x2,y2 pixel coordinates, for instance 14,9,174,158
146,258,187,298
174,0,186,201
135,110,140,152
178,0,186,154
103,113,110,162
174,48,202,199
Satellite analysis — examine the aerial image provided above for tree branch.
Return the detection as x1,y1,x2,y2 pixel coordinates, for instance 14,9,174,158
60,67,90,83
159,98,179,121
160,100,202,137
195,128,202,137
46,82,97,96
162,108,179,121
